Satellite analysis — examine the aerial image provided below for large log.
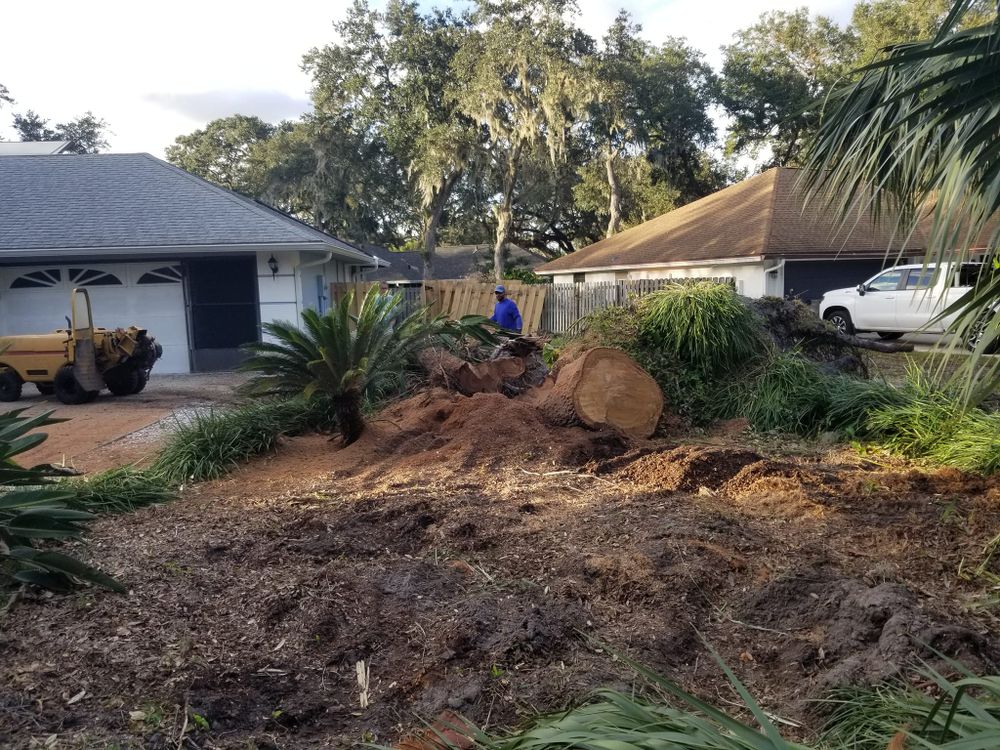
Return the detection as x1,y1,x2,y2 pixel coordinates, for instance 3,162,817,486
418,347,526,395
540,347,663,439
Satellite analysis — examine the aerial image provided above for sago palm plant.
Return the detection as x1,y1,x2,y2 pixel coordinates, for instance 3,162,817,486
241,286,498,444
1,408,123,593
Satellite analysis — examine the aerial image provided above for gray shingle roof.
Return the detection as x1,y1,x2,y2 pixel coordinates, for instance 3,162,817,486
0,153,372,262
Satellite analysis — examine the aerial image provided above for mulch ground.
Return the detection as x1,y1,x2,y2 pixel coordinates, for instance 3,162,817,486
2,389,999,749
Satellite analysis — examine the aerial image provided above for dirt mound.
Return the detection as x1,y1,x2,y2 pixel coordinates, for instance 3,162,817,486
615,445,764,491
327,388,629,482
735,569,1000,695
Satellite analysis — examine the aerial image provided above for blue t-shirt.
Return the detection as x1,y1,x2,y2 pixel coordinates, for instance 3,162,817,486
490,297,523,332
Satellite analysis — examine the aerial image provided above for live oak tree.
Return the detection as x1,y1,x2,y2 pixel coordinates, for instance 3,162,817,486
12,110,110,153
165,114,275,194
452,0,595,280
851,0,997,63
305,0,477,278
586,14,717,236
720,9,858,166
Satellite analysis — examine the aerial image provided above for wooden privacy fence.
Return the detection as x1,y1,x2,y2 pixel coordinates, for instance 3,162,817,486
329,276,733,335
422,280,547,333
328,280,547,333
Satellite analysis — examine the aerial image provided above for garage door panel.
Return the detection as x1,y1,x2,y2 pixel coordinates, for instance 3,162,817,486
0,264,190,374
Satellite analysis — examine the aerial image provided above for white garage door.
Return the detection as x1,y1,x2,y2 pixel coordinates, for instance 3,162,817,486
0,263,191,373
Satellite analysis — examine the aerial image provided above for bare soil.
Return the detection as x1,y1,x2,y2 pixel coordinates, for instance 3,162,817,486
1,389,998,749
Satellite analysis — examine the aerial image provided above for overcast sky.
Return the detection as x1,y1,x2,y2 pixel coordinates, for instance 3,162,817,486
0,0,855,158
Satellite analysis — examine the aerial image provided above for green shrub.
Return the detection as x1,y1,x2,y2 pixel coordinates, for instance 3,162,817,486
741,352,829,433
67,467,175,514
637,282,768,374
151,399,323,484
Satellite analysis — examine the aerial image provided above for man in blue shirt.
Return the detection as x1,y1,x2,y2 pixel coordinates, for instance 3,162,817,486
490,284,523,333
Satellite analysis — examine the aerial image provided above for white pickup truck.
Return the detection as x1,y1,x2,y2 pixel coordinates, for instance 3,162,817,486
819,262,987,346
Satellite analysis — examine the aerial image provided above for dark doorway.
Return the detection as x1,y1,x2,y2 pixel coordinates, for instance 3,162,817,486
784,259,891,304
184,256,259,371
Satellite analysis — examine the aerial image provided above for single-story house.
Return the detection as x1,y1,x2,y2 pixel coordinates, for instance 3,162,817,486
0,153,384,373
536,167,927,301
364,244,544,283
0,140,72,155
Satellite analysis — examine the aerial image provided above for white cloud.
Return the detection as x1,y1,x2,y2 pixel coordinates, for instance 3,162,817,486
145,90,310,124
0,0,857,157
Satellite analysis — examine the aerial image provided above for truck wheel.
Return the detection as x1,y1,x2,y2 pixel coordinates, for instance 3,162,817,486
36,383,55,396
105,367,141,396
964,310,1000,354
823,308,854,335
0,370,23,402
54,365,99,405
877,332,903,340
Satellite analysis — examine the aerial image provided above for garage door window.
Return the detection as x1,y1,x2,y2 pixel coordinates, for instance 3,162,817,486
137,266,183,284
10,269,61,288
68,268,122,286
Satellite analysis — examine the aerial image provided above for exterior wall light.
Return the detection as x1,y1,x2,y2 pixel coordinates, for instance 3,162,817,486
267,255,279,279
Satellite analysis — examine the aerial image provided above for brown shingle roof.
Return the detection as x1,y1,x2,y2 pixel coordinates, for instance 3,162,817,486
538,167,926,274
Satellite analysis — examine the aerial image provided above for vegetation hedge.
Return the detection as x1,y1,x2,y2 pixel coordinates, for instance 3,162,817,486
559,282,1000,474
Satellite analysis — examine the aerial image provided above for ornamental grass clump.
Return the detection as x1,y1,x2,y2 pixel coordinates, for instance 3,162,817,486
637,282,768,375
822,664,1000,750
151,398,314,484
67,467,175,514
741,352,830,434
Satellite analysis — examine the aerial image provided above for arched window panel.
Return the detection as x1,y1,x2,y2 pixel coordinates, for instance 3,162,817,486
10,269,61,289
137,265,183,285
68,268,122,287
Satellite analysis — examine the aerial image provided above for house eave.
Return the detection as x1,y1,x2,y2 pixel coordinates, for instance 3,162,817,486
0,241,378,266
536,256,765,276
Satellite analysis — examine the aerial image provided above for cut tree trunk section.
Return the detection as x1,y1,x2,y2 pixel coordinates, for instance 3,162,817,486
541,347,663,439
418,348,526,395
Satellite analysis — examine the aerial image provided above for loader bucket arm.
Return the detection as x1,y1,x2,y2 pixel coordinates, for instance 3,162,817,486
69,288,104,392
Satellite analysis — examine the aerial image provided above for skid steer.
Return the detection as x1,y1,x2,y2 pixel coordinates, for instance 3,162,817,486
0,288,162,405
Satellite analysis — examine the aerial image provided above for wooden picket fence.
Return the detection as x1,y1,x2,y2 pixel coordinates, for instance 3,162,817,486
539,277,736,334
329,276,733,335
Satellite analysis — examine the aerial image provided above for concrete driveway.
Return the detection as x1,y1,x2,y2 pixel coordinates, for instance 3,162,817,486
13,373,245,473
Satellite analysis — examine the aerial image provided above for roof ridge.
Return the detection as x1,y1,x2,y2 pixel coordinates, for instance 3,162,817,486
137,154,323,244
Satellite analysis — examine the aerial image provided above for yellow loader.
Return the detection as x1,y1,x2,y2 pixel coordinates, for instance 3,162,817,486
0,288,162,405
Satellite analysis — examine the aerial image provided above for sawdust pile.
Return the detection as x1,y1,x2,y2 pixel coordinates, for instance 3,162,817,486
326,388,628,482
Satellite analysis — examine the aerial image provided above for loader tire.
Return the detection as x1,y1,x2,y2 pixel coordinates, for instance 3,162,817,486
54,365,99,405
0,369,23,402
131,370,149,394
105,367,141,396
